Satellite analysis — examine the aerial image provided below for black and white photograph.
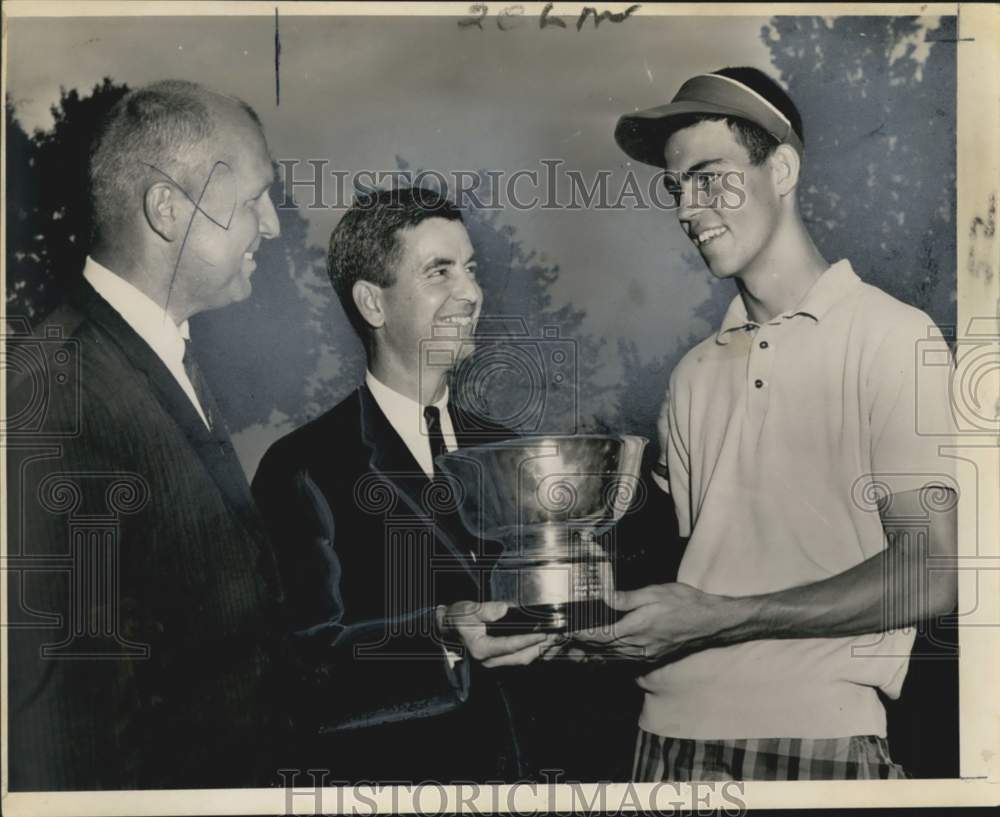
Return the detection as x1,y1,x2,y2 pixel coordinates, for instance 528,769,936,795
2,2,998,814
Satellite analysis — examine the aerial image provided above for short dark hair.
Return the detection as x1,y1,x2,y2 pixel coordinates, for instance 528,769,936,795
327,187,464,347
89,79,263,244
676,67,804,165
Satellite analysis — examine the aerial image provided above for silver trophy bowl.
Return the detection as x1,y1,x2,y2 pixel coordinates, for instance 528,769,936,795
436,434,647,633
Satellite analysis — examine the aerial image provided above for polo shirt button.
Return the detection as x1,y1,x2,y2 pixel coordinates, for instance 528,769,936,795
754,379,765,389
759,341,769,349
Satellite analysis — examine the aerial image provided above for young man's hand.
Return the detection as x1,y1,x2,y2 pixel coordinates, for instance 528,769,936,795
570,583,742,661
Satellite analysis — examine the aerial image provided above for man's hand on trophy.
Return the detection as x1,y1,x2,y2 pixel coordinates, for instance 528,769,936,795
570,583,733,661
437,601,560,668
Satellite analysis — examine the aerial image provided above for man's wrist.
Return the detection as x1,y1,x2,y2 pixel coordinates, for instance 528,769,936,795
705,593,767,648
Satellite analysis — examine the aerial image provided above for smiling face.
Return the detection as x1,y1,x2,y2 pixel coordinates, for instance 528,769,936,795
373,217,482,386
178,107,279,313
663,118,782,281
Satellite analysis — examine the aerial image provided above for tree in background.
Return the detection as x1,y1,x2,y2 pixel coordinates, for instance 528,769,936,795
455,201,610,437
192,182,341,433
613,249,728,444
615,15,957,448
199,161,614,448
4,15,958,451
766,15,956,331
5,80,128,320
4,89,609,457
5,105,38,316
4,79,338,439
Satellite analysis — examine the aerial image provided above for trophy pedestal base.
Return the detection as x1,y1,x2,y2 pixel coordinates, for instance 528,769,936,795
486,600,622,636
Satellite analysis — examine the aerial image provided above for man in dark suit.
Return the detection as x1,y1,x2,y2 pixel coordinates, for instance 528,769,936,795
5,80,290,790
252,187,557,782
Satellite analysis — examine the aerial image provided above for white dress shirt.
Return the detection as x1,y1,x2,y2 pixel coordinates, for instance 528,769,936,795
84,256,212,429
365,370,458,478
365,370,469,670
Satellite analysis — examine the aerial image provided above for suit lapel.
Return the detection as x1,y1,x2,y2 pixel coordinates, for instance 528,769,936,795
73,280,256,520
357,386,481,585
358,385,427,500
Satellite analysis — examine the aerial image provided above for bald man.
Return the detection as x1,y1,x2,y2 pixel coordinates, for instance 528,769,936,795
7,80,289,790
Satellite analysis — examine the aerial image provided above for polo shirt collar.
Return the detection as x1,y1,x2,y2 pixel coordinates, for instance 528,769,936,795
716,259,859,344
716,295,754,343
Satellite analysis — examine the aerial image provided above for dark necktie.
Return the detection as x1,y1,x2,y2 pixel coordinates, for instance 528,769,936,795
423,405,448,476
424,405,479,565
182,340,214,430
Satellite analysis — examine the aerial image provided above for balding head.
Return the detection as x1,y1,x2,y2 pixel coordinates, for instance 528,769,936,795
89,79,264,245
88,79,280,322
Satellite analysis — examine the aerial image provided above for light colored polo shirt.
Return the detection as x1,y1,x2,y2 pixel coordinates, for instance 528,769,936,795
643,259,957,739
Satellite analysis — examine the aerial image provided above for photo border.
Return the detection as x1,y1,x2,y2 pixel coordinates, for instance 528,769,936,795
1,1,997,813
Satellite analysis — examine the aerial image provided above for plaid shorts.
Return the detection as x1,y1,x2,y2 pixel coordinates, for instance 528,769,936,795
632,730,908,781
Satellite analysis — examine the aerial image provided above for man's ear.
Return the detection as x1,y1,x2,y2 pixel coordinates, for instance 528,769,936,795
770,144,801,197
143,182,181,241
352,280,386,330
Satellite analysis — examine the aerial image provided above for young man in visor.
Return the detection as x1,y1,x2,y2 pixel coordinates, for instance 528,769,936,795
575,67,958,782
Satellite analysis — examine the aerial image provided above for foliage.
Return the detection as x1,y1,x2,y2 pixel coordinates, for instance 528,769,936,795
3,79,337,431
4,89,608,439
5,17,957,447
5,79,128,319
613,15,958,445
456,201,610,435
765,15,957,330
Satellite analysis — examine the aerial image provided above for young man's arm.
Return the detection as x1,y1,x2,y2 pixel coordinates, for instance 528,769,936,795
574,485,956,660
577,310,959,660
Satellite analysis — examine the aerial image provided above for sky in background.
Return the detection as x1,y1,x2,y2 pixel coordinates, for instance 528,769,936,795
5,9,949,472
5,11,780,373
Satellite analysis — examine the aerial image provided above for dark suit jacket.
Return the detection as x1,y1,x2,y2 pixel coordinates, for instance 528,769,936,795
6,281,290,790
252,385,525,782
